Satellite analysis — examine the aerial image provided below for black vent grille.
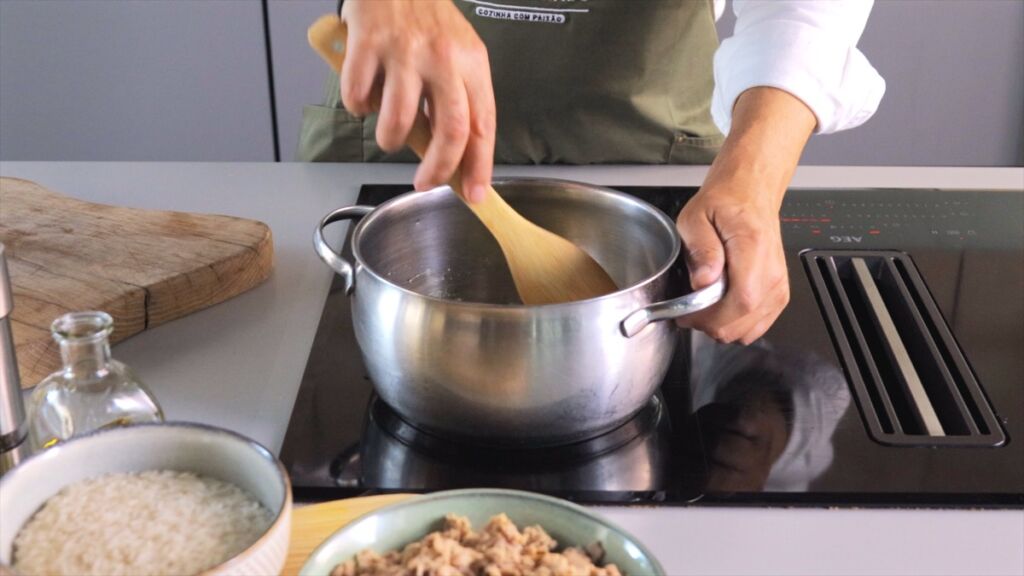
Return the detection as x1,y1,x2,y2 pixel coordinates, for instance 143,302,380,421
802,250,1005,447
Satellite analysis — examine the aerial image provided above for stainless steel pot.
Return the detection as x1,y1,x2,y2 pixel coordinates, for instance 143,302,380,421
314,179,724,445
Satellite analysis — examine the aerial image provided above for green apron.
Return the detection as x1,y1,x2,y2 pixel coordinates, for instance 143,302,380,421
297,0,723,165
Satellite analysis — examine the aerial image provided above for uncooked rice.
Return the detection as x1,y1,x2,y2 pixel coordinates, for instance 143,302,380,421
13,470,273,576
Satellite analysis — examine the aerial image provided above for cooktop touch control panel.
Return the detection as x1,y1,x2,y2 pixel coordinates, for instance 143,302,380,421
779,189,1021,249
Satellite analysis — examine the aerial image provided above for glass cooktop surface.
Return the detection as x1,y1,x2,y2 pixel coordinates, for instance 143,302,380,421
281,184,1024,507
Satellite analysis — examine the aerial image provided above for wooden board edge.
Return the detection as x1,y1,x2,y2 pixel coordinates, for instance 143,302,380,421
284,494,415,576
145,225,274,328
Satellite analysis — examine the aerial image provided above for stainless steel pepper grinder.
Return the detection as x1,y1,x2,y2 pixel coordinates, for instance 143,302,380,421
0,243,30,475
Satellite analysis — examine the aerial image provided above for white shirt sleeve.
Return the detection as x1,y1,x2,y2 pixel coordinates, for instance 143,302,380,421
711,0,886,135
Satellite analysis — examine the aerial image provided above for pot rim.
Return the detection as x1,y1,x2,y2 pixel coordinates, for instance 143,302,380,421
349,177,682,310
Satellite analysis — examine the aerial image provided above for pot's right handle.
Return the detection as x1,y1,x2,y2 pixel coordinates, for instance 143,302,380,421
620,276,727,338
313,205,374,294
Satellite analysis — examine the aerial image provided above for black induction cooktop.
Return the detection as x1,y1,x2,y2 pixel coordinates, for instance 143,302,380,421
281,183,1024,507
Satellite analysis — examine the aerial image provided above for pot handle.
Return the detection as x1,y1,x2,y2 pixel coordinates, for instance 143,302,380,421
313,205,374,294
620,276,727,338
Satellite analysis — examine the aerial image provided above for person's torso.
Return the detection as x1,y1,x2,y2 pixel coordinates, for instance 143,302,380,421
299,0,723,164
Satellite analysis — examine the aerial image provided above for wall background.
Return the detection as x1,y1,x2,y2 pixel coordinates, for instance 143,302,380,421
2,0,1022,166
0,0,275,161
715,0,1024,167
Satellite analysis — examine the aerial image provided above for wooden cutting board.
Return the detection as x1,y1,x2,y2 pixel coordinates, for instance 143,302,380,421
0,177,274,388
284,494,415,576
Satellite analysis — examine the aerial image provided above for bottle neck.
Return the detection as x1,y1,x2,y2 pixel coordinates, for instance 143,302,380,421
60,336,112,380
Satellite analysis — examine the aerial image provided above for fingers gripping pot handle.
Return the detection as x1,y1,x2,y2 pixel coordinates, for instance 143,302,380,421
620,276,727,338
313,205,374,294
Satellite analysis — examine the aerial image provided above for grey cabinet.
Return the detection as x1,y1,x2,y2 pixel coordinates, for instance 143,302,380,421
267,0,334,162
0,0,275,161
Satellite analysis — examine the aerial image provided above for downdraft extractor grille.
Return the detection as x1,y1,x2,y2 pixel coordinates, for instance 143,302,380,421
802,250,1005,447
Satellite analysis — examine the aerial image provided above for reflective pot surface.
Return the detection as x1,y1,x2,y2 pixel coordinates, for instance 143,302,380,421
315,179,723,445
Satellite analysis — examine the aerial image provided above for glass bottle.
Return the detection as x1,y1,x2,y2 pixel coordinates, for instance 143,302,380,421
27,311,164,450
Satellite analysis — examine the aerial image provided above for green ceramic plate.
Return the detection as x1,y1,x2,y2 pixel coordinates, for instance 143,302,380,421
300,488,664,575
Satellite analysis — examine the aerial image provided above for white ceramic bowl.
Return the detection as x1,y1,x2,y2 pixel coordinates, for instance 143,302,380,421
0,422,292,575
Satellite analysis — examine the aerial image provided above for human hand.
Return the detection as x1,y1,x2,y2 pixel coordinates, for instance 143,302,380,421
676,178,788,344
341,0,495,203
675,87,816,344
700,386,791,492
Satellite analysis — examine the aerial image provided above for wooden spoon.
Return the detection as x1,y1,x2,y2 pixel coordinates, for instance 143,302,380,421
308,15,617,305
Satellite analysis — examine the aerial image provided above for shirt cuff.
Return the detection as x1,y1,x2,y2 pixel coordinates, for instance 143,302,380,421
712,19,886,136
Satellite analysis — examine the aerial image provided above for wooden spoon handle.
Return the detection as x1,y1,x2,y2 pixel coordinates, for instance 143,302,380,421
308,16,428,153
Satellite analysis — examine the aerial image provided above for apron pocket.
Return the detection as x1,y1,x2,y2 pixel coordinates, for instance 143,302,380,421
296,105,364,162
668,132,723,165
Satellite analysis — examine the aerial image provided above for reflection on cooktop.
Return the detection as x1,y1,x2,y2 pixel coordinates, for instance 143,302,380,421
687,335,851,496
280,184,1024,507
292,327,854,504
332,395,684,503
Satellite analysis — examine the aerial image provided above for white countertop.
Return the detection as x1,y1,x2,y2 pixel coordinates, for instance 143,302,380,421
2,162,1022,575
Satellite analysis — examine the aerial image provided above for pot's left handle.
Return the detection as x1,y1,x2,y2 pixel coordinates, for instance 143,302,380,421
314,205,374,294
620,276,727,338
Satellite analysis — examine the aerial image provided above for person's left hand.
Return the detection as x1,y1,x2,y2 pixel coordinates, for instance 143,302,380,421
675,87,816,344
676,175,789,345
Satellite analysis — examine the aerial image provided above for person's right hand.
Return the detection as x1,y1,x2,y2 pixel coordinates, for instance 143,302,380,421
341,0,495,204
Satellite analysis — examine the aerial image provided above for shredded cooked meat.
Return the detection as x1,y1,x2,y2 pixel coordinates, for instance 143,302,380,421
331,513,622,576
